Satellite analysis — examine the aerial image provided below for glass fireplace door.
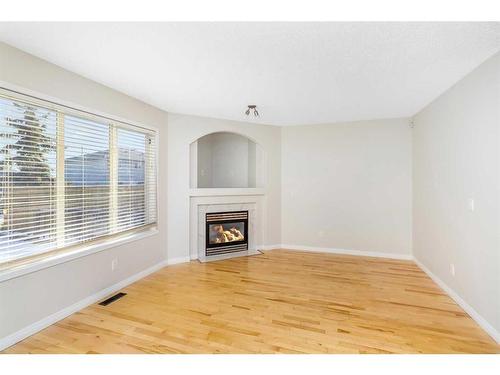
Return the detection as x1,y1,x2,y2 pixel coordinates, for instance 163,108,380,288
205,211,248,256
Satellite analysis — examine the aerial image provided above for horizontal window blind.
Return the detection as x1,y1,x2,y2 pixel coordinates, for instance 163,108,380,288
64,116,111,245
0,98,58,261
0,91,157,266
116,128,157,233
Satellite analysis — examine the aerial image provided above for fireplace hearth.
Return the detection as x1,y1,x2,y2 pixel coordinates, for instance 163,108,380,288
205,211,248,256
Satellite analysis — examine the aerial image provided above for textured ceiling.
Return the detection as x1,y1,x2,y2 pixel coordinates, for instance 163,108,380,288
0,22,499,126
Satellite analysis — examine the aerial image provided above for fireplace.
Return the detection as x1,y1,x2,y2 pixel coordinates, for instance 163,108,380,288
205,210,248,256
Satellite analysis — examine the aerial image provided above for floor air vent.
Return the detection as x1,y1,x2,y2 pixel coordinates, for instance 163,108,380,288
98,292,127,306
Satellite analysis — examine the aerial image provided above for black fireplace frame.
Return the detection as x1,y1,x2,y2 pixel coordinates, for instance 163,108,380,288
205,210,249,256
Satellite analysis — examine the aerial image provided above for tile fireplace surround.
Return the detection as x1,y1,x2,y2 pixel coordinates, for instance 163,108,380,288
189,193,265,262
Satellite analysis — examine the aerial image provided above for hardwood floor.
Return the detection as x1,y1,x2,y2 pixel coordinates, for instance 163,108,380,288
3,250,499,354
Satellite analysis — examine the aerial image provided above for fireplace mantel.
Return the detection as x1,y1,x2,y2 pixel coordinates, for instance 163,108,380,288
189,188,265,197
189,194,265,261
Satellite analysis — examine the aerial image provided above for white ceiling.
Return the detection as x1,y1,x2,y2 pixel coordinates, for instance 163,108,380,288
0,22,499,126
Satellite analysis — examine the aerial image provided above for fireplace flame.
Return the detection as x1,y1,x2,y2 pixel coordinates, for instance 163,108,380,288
211,224,244,244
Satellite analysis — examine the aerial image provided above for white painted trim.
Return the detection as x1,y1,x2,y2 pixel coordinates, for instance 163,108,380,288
275,244,414,260
167,256,191,265
414,257,500,344
189,188,266,197
0,259,168,351
0,228,159,283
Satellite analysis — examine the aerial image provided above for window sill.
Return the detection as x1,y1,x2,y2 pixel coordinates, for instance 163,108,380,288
0,227,159,283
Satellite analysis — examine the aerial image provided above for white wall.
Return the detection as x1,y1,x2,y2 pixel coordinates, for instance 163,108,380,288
197,135,214,188
167,113,282,261
197,132,257,188
0,42,169,341
248,141,257,188
211,133,250,188
413,51,500,336
281,119,412,257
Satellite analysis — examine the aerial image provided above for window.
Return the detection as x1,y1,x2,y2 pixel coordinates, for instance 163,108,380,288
0,90,157,266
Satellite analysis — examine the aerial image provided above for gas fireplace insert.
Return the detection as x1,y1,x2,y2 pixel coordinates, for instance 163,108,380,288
205,210,248,256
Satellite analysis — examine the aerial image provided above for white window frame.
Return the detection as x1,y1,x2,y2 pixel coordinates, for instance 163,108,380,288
0,85,160,281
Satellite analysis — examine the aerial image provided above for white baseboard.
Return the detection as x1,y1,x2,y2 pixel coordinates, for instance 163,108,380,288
275,244,413,260
167,256,191,265
0,259,169,352
414,257,500,344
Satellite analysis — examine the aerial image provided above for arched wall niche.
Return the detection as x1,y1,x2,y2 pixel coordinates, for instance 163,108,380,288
189,131,266,189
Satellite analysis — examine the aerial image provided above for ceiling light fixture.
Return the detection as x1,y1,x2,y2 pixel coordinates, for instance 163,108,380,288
245,105,259,117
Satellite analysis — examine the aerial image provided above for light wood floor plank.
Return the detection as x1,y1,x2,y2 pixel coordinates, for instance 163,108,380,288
3,250,499,354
